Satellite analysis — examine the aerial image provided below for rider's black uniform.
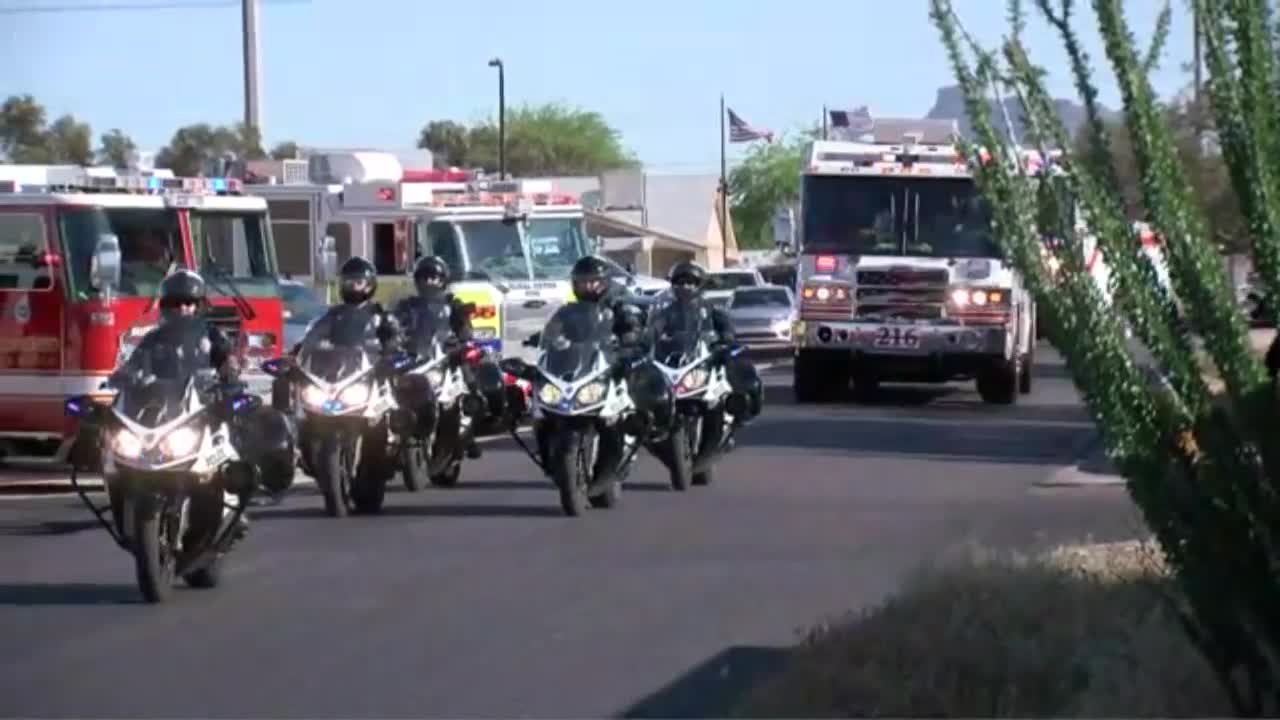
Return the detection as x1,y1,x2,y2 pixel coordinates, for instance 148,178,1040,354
271,257,403,413
392,255,505,458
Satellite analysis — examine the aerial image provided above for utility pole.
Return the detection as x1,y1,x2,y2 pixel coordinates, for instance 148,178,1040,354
1193,1,1202,108
489,58,506,179
242,0,261,136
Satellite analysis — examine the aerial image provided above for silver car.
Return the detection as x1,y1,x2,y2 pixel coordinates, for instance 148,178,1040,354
727,285,796,352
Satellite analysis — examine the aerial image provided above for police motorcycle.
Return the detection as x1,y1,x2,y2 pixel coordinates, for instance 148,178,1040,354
499,301,673,517
261,335,408,518
649,322,746,490
388,331,489,492
64,363,264,604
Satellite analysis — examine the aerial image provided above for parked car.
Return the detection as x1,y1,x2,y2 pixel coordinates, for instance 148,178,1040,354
727,285,796,352
279,279,327,350
705,268,766,309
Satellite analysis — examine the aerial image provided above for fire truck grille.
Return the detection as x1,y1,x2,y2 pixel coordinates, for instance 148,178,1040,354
855,268,949,321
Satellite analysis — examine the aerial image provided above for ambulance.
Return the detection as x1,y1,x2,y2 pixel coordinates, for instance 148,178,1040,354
0,164,284,465
246,155,591,363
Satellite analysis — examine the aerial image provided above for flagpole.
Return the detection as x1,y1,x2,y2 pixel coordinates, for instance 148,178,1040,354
719,93,728,269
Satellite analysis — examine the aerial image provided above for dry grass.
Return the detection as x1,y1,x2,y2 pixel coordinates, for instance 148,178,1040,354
735,540,1230,718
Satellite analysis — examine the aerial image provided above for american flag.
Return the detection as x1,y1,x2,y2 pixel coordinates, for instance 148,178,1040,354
727,108,774,143
829,106,874,132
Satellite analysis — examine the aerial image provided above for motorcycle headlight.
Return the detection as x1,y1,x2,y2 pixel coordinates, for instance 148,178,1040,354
425,369,445,388
679,366,710,392
163,426,203,458
339,382,371,406
302,385,328,408
538,382,563,405
114,430,143,459
574,381,607,406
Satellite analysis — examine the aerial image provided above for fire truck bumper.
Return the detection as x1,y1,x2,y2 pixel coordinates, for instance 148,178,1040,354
794,320,1012,357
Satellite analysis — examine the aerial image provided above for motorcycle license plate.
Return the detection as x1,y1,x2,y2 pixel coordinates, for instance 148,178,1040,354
872,325,921,349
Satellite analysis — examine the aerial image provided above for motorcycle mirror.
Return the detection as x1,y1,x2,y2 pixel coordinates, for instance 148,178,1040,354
64,394,95,419
260,356,292,377
522,331,542,348
499,357,529,378
229,393,263,416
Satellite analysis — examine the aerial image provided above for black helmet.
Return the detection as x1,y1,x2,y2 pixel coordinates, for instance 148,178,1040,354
413,255,450,296
571,255,611,303
668,260,706,303
339,256,377,304
158,269,207,318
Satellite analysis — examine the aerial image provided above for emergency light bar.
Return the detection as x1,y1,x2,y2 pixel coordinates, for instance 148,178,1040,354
0,167,244,196
431,191,579,208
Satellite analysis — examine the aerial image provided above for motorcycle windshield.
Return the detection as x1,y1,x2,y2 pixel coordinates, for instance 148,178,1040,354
299,345,368,384
115,375,196,428
652,302,710,366
538,302,610,382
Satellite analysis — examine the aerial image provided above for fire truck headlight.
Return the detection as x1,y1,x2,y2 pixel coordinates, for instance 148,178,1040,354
971,290,989,306
950,288,971,306
114,431,143,459
246,332,276,351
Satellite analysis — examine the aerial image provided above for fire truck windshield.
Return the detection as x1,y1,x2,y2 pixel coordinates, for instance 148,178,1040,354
526,217,590,280
58,207,182,299
455,219,531,281
188,210,278,297
801,175,1001,259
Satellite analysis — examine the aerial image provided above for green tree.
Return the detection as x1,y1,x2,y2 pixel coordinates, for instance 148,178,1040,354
270,140,300,160
933,0,1280,712
156,122,266,176
728,134,810,249
0,94,95,165
416,102,636,176
97,128,136,168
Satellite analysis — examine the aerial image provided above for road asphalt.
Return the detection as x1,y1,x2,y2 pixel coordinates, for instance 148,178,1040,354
0,343,1143,718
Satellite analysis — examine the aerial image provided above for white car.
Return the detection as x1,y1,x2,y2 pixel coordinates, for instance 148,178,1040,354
704,268,766,309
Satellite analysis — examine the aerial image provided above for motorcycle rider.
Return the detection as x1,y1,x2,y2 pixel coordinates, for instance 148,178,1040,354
109,269,261,534
530,255,654,483
391,255,504,459
271,256,403,413
655,260,762,425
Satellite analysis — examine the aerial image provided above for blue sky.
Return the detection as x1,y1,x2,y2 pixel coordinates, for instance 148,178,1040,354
3,0,1194,173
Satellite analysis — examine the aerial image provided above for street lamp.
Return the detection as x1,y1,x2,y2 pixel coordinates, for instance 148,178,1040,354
488,57,505,179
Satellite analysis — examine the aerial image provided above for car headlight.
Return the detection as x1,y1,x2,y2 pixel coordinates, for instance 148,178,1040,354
574,381,607,406
538,382,563,405
339,383,371,406
679,367,710,392
163,426,203,457
302,385,328,408
114,430,143,458
425,369,445,388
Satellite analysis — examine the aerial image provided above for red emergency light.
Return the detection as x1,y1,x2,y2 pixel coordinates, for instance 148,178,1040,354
402,167,474,183
815,255,837,273
377,186,396,201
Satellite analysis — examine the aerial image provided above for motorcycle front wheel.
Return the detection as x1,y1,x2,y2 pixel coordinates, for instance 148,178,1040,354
552,427,593,517
316,433,353,518
661,418,696,492
131,494,180,603
401,440,428,492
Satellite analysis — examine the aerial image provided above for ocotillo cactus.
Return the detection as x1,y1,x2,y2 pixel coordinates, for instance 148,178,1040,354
932,0,1280,712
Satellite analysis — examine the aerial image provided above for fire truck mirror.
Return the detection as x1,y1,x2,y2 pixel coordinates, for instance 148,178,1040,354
318,235,338,280
90,234,122,291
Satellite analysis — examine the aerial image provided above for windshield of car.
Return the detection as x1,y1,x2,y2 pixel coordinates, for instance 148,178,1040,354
456,219,531,281
705,273,758,291
58,207,182,299
526,217,591,280
801,175,1001,258
189,211,279,297
731,288,792,309
280,283,326,325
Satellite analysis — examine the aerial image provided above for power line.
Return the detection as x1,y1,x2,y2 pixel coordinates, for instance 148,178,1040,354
0,0,304,14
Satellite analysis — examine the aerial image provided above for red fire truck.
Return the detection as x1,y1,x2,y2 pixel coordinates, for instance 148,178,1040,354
0,164,284,466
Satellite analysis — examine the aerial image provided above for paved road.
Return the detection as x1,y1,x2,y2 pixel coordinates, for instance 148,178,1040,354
0,344,1141,718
